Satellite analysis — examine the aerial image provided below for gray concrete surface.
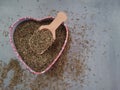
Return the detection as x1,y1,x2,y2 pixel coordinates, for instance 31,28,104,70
0,0,120,90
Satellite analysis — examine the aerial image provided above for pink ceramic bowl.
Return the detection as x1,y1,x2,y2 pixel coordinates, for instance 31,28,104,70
9,17,68,75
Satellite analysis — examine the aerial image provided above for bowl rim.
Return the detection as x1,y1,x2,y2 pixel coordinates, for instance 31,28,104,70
9,16,69,75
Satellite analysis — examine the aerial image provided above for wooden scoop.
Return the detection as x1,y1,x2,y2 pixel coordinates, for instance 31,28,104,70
29,12,67,54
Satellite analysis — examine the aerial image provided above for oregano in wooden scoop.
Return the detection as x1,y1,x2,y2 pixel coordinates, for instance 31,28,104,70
29,12,67,54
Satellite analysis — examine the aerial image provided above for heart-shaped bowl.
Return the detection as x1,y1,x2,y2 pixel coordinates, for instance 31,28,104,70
9,17,68,75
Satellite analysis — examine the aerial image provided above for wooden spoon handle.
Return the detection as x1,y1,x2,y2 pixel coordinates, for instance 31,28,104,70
49,12,67,32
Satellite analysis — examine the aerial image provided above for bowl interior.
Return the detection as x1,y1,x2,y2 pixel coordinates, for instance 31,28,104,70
10,17,68,74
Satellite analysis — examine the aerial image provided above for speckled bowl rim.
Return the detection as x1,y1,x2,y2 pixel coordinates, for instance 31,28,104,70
9,16,69,75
